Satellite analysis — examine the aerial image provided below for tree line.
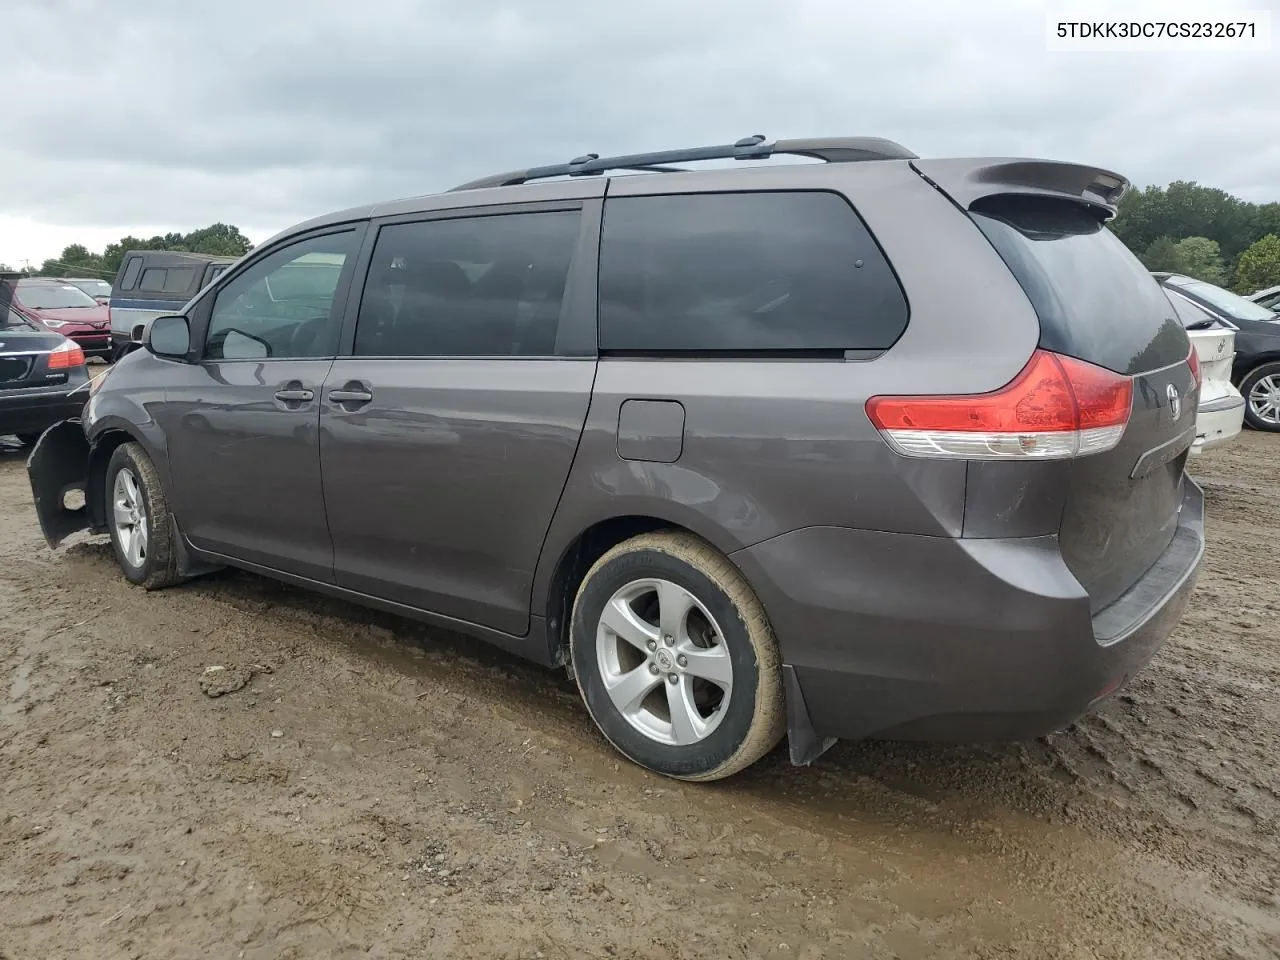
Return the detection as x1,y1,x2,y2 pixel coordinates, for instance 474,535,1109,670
3,223,253,281
1110,181,1280,292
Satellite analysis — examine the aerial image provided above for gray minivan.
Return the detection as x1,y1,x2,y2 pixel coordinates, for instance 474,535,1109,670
28,136,1204,781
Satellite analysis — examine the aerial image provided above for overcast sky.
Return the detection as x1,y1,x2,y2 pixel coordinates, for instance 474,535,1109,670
2,0,1277,269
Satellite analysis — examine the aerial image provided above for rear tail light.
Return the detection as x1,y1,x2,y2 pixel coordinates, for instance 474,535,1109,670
865,349,1133,460
48,340,85,370
1187,343,1201,391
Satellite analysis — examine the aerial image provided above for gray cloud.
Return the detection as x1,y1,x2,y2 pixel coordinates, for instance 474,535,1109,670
4,0,1278,246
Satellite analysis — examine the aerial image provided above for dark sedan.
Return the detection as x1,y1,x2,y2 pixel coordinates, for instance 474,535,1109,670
1154,272,1280,432
2,279,90,445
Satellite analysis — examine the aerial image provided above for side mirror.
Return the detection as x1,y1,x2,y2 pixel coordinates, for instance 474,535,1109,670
145,315,191,359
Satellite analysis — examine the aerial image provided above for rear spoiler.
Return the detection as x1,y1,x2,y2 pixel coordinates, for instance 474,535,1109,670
911,158,1129,219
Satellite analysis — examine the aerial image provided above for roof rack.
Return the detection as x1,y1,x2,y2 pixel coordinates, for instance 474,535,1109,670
449,134,918,191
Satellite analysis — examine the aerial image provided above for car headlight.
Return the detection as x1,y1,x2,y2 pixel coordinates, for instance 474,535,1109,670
42,318,69,328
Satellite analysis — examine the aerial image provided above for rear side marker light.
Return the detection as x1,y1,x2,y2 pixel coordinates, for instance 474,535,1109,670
48,340,85,370
866,349,1133,460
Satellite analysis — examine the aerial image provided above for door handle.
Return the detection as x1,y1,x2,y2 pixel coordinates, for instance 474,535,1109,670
274,388,315,402
329,386,373,404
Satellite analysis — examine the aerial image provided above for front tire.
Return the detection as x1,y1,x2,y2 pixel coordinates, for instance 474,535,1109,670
1240,361,1280,432
570,531,785,781
105,442,181,589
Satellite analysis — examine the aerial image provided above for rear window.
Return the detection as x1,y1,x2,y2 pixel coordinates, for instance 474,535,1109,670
1164,291,1221,330
597,192,908,353
971,196,1187,374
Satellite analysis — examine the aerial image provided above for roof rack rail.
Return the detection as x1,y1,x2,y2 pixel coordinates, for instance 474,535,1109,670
449,134,918,191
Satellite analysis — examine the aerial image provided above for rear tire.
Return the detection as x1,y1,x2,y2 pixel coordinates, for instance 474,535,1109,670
105,442,181,589
570,531,785,781
1240,362,1280,432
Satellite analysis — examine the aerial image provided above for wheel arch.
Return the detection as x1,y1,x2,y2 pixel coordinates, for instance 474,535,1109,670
540,515,714,666
86,422,156,532
1233,352,1280,386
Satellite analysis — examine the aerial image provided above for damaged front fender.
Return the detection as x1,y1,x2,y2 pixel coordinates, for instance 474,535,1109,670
27,419,92,549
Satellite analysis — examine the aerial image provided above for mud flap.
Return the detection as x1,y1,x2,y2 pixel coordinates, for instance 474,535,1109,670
783,665,837,766
26,419,92,549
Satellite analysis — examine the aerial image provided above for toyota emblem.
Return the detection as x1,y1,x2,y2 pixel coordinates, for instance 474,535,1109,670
1167,383,1181,421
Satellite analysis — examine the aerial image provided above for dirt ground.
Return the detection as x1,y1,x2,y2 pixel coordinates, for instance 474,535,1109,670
1,431,1278,960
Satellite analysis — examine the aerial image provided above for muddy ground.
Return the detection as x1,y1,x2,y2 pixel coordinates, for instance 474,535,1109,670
1,431,1278,960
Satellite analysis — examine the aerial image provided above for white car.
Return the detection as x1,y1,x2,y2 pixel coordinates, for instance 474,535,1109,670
1163,291,1245,454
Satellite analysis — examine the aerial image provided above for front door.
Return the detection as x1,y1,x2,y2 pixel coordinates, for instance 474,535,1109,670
319,206,596,636
160,228,363,581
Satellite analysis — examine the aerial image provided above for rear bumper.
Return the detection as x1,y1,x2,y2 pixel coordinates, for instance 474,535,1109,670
0,388,86,437
68,332,112,355
733,479,1204,751
1190,394,1245,454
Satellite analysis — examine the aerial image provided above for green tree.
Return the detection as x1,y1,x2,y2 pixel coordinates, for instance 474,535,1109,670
182,223,254,258
1140,236,1182,272
1234,235,1280,294
1171,236,1227,285
32,224,256,281
1111,180,1270,277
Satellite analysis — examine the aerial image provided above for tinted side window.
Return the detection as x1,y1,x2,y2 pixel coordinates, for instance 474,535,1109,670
164,267,196,295
120,256,143,291
205,232,355,361
354,211,581,358
139,268,166,292
598,192,907,352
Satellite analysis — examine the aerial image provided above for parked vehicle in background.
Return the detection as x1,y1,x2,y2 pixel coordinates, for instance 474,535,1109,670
1,276,89,446
1154,272,1280,432
108,251,236,358
58,277,112,304
1162,292,1244,452
10,278,112,360
1250,284,1280,312
28,136,1204,781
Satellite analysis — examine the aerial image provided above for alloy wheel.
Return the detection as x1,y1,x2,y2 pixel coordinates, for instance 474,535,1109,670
594,578,733,746
112,467,148,567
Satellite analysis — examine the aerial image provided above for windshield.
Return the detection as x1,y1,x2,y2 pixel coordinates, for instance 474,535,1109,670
1169,277,1278,322
17,281,99,309
66,279,112,297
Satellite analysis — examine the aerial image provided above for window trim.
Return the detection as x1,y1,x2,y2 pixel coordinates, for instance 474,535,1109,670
183,223,368,364
594,188,910,357
337,199,598,360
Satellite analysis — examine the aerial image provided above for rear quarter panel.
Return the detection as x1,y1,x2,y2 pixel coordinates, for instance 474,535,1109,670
532,162,1042,615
